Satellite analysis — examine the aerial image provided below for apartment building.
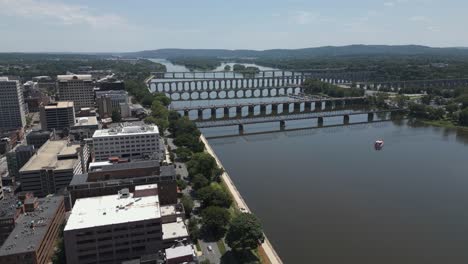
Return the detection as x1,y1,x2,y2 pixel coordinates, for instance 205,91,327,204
40,101,76,131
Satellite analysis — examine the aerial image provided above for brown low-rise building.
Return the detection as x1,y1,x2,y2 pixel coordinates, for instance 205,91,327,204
0,196,65,264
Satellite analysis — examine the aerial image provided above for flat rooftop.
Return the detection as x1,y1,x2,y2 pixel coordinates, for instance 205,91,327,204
20,140,80,172
0,196,63,256
74,116,98,127
160,205,183,217
162,218,188,240
165,245,195,260
93,125,159,138
65,188,161,231
57,74,92,81
44,101,74,109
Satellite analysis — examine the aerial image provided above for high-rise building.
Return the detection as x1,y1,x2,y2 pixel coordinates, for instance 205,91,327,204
0,77,26,131
0,195,65,264
6,145,35,179
40,101,76,131
57,75,94,110
64,185,188,264
26,130,53,149
96,90,129,117
19,140,87,197
92,125,162,161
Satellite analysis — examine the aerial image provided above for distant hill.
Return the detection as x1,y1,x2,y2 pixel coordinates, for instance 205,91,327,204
122,45,468,59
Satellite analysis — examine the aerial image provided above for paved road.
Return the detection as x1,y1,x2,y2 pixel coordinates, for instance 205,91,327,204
199,239,222,264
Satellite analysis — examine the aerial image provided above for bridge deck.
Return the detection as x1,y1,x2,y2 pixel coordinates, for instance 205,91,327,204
156,84,302,94
170,96,366,111
195,109,401,128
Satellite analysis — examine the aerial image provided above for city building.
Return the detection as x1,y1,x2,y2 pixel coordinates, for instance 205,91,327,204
0,77,26,131
57,75,94,110
69,116,99,141
92,125,161,161
0,129,25,155
97,79,125,91
19,140,87,197
64,185,188,264
96,90,129,117
33,76,55,93
6,145,35,179
26,130,53,149
0,195,65,264
40,101,76,131
67,161,177,206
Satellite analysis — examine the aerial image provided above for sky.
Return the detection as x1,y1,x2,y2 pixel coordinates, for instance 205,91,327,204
0,0,466,52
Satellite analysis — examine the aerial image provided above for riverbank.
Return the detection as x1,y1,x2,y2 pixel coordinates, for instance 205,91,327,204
200,135,283,264
421,119,468,130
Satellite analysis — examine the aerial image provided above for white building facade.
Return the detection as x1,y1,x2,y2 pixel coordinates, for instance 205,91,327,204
92,125,161,161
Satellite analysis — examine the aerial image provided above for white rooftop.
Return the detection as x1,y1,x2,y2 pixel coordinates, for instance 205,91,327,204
93,125,159,138
57,74,92,81
162,218,188,240
65,189,161,231
165,245,195,260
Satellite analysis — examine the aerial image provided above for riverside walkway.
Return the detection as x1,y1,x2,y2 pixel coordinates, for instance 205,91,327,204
200,135,283,264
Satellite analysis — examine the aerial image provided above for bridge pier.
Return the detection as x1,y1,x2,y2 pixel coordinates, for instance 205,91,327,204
325,101,333,111
315,102,322,111
260,105,267,115
248,105,255,117
283,103,290,113
211,108,217,119
317,117,324,127
343,115,350,124
294,103,301,113
280,120,286,131
236,106,242,117
224,107,229,118
272,104,278,114
368,112,374,122
238,124,244,135
304,102,312,112
198,109,203,120
184,110,189,117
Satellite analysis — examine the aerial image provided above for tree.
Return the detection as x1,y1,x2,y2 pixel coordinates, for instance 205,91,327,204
188,218,201,241
459,108,468,126
201,206,231,237
192,173,209,190
181,195,194,217
197,183,232,208
111,110,122,122
175,147,192,162
226,213,265,251
421,95,432,105
154,92,172,106
445,103,459,115
177,179,187,190
458,94,468,109
187,152,218,180
224,65,231,71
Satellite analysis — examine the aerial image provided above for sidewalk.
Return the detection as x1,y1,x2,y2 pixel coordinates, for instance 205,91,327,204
200,135,283,264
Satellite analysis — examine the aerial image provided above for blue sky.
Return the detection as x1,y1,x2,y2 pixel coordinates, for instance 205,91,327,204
0,0,466,52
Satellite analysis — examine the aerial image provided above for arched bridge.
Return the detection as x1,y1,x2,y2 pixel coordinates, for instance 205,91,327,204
360,78,468,90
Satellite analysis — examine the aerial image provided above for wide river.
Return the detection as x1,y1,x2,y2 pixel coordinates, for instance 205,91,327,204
151,59,468,263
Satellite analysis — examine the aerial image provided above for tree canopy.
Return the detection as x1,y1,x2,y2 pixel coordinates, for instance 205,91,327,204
197,183,233,208
201,206,231,237
226,213,265,251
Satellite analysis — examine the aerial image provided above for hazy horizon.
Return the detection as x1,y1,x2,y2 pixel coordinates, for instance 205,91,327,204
0,0,467,52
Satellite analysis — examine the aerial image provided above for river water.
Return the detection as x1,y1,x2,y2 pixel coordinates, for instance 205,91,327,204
152,59,468,264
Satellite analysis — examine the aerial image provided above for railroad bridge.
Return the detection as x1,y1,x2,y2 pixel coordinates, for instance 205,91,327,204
196,109,404,134
361,78,468,90
171,97,367,121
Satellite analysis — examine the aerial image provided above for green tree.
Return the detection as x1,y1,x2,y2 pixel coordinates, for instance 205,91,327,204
174,147,192,162
224,65,231,71
181,194,194,217
188,218,201,241
197,183,232,208
226,213,265,251
459,108,468,126
154,92,172,106
445,103,459,115
187,153,218,180
421,95,432,105
458,94,468,109
111,110,122,122
201,206,231,237
192,173,209,190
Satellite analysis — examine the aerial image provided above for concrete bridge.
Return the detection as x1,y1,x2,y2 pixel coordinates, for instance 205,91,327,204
172,97,367,121
152,69,373,82
196,109,403,134
162,85,303,100
361,78,468,90
149,76,306,93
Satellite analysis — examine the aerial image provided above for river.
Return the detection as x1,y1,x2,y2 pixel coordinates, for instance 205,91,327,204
152,58,468,264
